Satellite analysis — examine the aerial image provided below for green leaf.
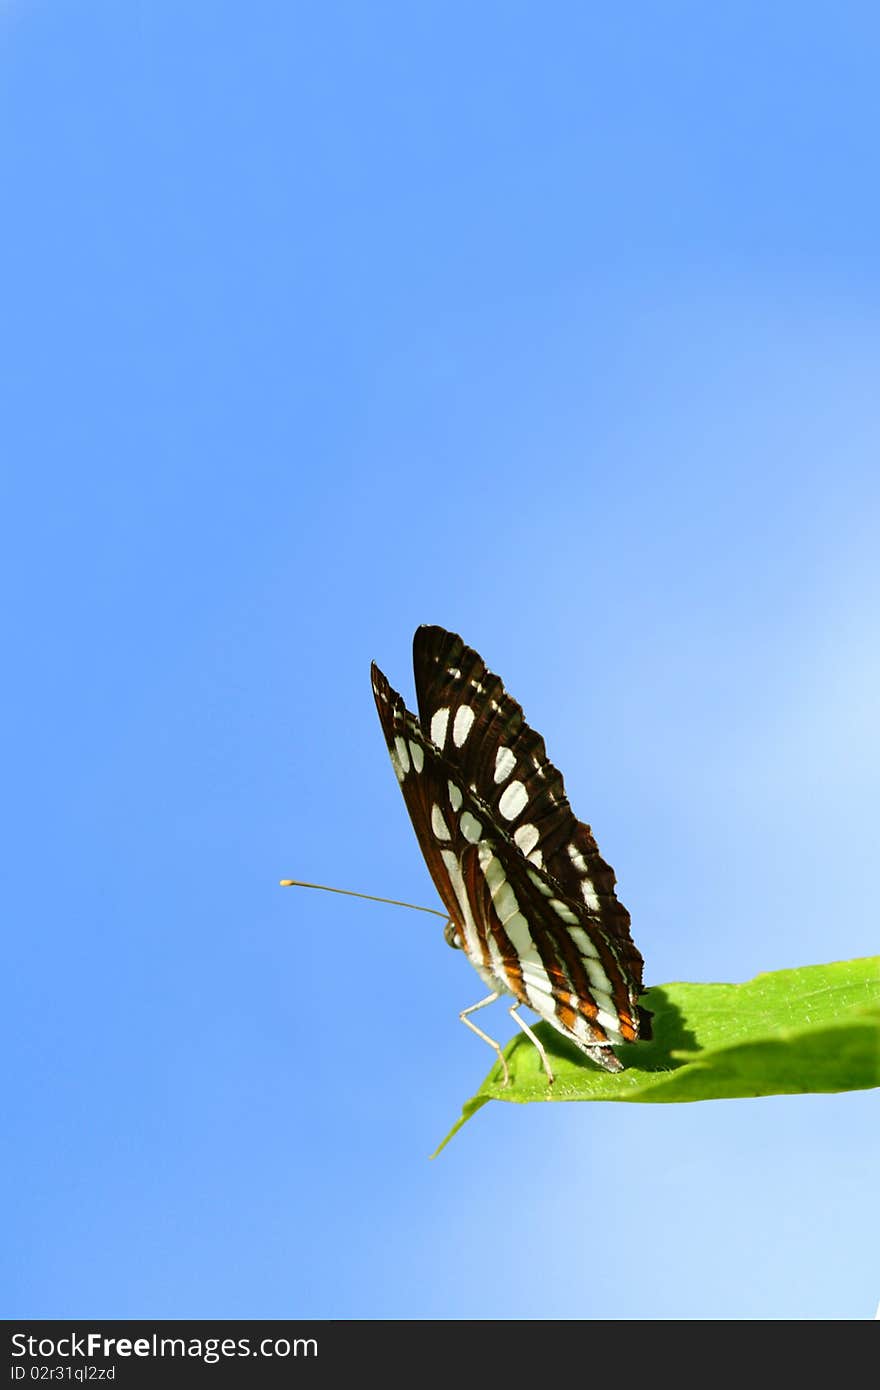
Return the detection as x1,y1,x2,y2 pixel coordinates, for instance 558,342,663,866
433,956,880,1155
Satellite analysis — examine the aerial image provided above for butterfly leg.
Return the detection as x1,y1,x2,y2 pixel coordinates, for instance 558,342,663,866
509,1006,555,1086
459,992,510,1087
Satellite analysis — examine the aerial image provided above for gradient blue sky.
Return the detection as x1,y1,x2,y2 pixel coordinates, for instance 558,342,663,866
4,3,879,1321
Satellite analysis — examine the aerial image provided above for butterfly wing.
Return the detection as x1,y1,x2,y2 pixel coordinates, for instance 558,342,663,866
412,626,645,992
372,631,647,1071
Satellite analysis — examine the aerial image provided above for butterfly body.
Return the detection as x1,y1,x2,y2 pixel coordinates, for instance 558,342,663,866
371,626,648,1076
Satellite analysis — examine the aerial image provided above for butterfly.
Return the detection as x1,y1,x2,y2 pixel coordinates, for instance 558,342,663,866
371,625,649,1084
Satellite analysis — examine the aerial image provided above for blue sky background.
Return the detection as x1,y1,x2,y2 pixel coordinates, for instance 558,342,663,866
3,2,879,1320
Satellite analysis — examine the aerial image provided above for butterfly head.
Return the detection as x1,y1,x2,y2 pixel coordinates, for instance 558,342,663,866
443,918,464,950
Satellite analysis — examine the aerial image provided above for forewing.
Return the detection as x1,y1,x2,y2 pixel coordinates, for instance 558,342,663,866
371,660,495,975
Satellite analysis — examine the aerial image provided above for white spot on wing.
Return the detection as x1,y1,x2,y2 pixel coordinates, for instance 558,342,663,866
409,740,424,773
592,986,616,1016
440,849,479,960
459,811,482,843
570,926,600,960
527,869,553,897
394,736,410,775
519,954,558,1016
485,927,508,986
478,845,506,894
514,823,540,857
550,898,579,924
431,708,450,748
492,880,519,924
453,705,475,747
431,804,451,840
527,849,544,868
585,958,613,995
448,667,461,678
568,843,589,873
448,781,463,812
581,879,601,911
494,746,517,783
498,780,528,820
503,911,532,954
596,1007,623,1038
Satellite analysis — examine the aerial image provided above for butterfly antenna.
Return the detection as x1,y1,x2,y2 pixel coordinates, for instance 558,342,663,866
279,878,447,919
